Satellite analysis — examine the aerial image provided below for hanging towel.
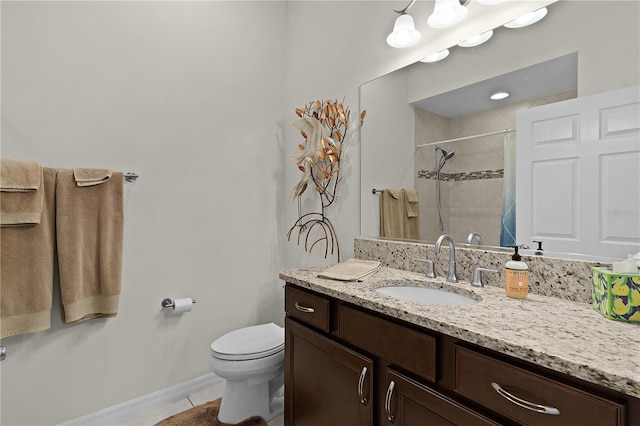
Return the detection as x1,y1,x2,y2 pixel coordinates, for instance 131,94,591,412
0,158,44,226
403,189,419,218
0,167,57,338
401,189,420,240
73,168,113,187
380,189,404,238
0,158,42,191
55,168,124,323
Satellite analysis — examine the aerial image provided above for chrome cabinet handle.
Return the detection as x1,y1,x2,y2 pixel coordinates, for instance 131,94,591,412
294,302,315,313
385,380,396,423
357,366,368,404
491,382,560,415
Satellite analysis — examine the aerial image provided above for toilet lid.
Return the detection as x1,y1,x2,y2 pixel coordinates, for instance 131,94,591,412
211,323,284,361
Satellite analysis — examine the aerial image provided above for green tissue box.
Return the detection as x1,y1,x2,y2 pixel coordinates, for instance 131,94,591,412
591,267,640,322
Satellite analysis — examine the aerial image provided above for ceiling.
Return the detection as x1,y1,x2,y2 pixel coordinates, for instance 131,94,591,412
412,52,578,118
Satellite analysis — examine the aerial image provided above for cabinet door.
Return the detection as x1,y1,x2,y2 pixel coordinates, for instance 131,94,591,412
383,368,500,426
285,317,373,426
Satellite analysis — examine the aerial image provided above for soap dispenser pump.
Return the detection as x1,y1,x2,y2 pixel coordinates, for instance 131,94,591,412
533,240,544,255
505,245,529,299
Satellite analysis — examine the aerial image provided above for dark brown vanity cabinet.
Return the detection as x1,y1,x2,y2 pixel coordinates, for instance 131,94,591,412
284,284,636,426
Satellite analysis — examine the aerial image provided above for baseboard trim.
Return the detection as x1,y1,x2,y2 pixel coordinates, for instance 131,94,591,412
58,373,223,425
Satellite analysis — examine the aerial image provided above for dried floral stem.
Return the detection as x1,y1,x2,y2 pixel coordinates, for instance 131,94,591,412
287,98,365,261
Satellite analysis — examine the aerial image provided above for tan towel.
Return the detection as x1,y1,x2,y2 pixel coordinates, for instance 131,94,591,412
73,168,113,187
55,168,124,323
380,189,404,238
0,158,41,191
0,158,44,226
401,189,420,240
403,189,419,218
318,258,381,281
0,167,57,338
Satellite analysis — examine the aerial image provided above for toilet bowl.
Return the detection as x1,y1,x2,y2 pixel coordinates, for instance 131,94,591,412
209,323,285,424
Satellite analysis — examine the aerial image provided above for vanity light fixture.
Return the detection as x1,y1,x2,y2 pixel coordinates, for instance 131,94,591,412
475,0,507,5
490,91,510,100
457,29,493,47
387,13,422,48
504,7,548,28
387,0,421,49
420,49,450,63
428,0,468,29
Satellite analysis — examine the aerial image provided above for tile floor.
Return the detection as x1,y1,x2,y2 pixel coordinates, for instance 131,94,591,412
115,381,284,426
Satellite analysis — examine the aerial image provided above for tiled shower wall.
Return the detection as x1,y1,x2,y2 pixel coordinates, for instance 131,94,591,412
414,89,577,245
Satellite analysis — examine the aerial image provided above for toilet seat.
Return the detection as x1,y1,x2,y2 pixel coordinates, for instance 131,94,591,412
211,323,284,361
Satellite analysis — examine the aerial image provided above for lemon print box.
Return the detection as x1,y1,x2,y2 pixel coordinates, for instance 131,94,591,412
592,267,640,322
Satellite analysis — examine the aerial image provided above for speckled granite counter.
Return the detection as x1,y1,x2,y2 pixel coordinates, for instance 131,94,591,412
279,266,640,399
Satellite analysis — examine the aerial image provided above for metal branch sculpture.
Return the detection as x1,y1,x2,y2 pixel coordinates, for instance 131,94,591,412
287,99,366,261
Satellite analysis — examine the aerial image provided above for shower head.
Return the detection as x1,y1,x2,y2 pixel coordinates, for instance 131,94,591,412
435,145,455,160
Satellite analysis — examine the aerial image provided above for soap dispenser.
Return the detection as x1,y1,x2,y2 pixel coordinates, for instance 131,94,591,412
533,240,544,255
505,246,529,299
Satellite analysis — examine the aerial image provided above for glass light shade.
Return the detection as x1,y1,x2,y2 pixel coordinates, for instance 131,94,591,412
427,0,468,28
420,49,450,63
476,0,507,5
386,14,422,48
458,29,493,47
504,7,548,28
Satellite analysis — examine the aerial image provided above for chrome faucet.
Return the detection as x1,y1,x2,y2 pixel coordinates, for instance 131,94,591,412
466,232,484,245
434,234,458,283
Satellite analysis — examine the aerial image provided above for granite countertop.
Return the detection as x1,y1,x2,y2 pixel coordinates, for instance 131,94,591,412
280,266,640,399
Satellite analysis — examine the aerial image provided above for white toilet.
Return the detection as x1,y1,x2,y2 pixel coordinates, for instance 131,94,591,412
209,323,285,424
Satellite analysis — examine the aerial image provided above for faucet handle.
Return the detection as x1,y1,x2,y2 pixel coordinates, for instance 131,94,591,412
415,259,436,278
471,268,498,288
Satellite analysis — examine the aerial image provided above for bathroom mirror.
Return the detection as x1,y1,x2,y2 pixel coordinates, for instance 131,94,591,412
360,0,640,261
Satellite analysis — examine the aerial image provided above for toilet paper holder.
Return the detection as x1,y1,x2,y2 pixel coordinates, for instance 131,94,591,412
161,298,196,309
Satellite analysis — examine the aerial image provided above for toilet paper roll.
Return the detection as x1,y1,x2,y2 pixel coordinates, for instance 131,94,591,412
173,298,194,313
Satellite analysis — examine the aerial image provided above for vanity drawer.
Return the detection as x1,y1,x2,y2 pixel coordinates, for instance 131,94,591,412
453,346,625,426
339,304,436,382
285,285,330,332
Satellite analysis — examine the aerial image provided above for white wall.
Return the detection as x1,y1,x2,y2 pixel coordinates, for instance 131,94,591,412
0,1,425,424
1,2,287,424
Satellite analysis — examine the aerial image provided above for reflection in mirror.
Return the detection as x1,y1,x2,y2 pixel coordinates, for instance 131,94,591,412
361,55,577,247
360,1,640,261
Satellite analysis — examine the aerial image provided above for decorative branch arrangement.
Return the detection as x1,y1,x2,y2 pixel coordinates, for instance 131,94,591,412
287,99,366,261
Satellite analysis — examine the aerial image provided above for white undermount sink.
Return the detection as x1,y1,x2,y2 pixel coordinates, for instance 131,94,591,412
375,285,478,305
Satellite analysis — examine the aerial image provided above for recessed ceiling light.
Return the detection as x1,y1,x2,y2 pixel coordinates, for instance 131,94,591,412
420,49,450,63
490,92,510,100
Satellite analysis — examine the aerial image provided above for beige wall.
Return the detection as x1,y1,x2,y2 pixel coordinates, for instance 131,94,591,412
1,2,287,424
1,1,639,424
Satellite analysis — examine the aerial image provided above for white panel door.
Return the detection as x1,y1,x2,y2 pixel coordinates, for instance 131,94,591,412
517,85,640,259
